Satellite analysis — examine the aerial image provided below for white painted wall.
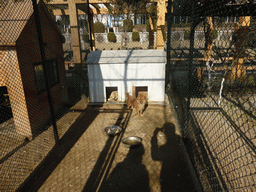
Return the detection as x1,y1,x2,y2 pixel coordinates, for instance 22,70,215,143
87,50,166,103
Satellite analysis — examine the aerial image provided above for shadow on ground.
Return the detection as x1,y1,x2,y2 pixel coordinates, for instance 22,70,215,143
16,105,101,192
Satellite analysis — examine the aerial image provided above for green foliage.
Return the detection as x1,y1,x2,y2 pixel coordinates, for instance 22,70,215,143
107,32,116,43
132,31,140,42
82,33,89,43
94,22,105,33
108,0,153,17
123,19,133,32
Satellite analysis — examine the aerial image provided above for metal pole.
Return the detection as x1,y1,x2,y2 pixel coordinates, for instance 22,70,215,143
186,3,196,138
166,0,172,85
87,0,93,51
32,0,59,142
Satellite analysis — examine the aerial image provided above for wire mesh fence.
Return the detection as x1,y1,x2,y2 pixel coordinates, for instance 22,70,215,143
0,0,89,191
3,0,256,191
167,0,256,191
0,0,196,191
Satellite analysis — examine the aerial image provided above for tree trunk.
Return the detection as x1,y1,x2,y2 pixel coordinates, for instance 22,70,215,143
148,17,154,49
232,16,251,81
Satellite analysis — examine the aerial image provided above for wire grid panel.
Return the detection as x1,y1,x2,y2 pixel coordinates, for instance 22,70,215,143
1,1,197,191
167,0,256,191
0,0,70,191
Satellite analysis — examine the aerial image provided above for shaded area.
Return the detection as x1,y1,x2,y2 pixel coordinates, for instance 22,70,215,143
151,123,197,192
10,104,197,192
0,86,13,124
83,107,133,191
99,145,150,192
168,73,256,191
187,110,229,191
16,106,100,192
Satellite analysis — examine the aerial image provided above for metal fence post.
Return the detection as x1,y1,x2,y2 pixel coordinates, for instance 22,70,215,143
87,0,93,51
186,3,196,138
166,0,172,85
31,0,59,142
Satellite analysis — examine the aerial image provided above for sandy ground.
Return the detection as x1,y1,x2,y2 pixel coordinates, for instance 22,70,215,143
8,98,197,192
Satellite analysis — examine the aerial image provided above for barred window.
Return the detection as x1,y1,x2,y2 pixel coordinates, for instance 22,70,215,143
34,58,59,94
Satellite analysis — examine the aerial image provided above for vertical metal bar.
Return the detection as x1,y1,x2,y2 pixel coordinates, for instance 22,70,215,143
186,3,196,137
87,0,93,50
32,0,59,142
166,0,172,84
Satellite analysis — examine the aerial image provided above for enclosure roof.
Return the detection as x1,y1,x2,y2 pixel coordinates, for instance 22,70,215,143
1,0,63,46
86,50,166,64
174,0,256,17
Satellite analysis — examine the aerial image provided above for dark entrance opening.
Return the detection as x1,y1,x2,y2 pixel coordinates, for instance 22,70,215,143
106,87,118,101
0,86,13,124
134,86,148,98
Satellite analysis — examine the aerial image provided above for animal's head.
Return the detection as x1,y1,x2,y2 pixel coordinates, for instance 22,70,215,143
137,94,146,102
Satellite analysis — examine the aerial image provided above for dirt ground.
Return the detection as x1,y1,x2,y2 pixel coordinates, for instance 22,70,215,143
20,100,196,192
1,97,198,192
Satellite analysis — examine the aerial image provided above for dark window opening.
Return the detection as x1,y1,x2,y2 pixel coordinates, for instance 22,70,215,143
0,86,13,124
34,58,59,94
106,87,118,101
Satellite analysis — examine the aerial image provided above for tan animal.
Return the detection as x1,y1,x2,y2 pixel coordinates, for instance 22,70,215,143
137,93,147,117
125,92,146,117
108,91,118,101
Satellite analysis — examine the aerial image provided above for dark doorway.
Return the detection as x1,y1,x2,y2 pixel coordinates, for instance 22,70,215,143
134,86,148,98
106,87,118,101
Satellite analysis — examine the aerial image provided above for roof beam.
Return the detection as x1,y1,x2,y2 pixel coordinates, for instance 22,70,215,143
91,4,101,14
46,0,167,5
52,9,87,15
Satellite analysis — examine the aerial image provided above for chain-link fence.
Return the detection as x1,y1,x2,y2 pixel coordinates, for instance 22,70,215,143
1,0,197,191
166,0,256,191
0,0,89,191
4,0,256,191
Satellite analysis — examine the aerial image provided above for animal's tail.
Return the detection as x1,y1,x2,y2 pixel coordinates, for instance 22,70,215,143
125,92,130,99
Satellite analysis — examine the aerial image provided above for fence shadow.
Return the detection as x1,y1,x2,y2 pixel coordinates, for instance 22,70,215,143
16,105,101,192
82,107,132,191
188,109,228,191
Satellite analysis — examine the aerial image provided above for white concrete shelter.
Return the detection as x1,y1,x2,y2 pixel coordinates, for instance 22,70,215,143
86,49,166,103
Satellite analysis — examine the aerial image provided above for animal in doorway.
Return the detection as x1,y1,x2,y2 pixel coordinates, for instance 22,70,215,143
125,92,146,117
108,91,118,101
